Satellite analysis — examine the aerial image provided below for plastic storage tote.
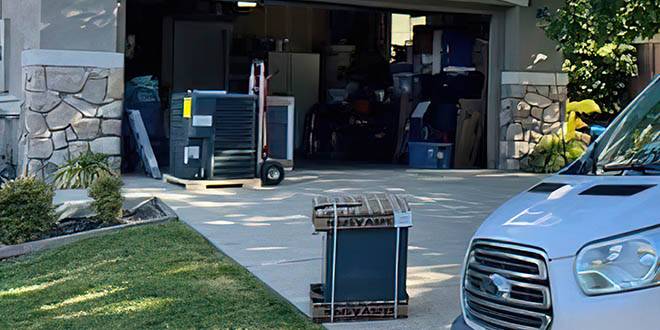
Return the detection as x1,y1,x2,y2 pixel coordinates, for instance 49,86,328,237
408,141,453,169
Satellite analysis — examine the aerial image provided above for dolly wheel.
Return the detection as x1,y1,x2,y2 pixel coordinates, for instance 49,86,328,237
261,161,285,186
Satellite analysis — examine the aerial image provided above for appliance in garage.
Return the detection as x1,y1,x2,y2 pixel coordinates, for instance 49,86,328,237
168,62,285,187
169,91,259,181
268,52,320,152
266,96,295,169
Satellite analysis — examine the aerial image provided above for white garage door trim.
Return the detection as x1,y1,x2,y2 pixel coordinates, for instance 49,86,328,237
264,0,528,12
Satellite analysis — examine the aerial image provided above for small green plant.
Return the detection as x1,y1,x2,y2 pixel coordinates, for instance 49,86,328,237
89,175,124,224
0,177,56,245
53,151,116,189
526,99,602,173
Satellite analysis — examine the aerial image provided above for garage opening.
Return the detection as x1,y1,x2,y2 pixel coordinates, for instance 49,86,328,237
123,0,491,176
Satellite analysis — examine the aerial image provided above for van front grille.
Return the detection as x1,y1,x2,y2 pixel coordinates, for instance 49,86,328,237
463,240,552,330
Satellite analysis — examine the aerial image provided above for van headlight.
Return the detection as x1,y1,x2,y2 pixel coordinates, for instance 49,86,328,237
576,226,659,296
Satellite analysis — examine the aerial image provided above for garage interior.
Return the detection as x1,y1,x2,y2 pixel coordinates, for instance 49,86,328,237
123,0,491,176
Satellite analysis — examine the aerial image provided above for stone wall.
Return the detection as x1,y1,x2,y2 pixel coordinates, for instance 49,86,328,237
19,64,123,180
499,72,568,170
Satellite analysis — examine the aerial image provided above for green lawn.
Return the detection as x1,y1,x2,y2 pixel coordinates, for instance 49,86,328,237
0,222,320,330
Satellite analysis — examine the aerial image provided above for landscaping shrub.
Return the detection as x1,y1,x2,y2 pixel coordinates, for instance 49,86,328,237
541,0,660,115
526,99,601,173
89,175,124,224
53,151,116,189
0,177,56,245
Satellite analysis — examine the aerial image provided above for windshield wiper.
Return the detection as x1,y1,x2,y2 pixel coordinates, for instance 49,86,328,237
602,162,660,174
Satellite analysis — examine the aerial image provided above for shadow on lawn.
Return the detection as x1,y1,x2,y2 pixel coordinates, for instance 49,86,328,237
0,222,319,329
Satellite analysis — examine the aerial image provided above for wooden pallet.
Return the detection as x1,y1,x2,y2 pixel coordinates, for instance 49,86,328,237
309,283,408,323
163,174,261,191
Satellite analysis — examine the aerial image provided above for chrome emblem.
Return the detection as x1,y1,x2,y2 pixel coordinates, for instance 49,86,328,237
481,273,512,298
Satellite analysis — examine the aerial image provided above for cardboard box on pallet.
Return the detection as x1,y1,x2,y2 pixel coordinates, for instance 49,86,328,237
311,194,412,323
311,194,411,231
309,283,408,323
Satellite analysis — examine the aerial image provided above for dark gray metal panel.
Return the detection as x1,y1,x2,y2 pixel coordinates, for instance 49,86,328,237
169,93,204,179
267,106,289,159
171,21,232,92
324,228,409,302
209,94,258,180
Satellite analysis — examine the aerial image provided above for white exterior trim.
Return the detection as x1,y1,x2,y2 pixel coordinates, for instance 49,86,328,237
0,94,21,116
22,49,124,68
502,0,529,6
274,0,519,13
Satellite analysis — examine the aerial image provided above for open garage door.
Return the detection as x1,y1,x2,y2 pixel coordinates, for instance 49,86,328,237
124,0,502,177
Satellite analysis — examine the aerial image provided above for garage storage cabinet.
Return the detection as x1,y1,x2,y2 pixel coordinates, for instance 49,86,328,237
310,194,412,323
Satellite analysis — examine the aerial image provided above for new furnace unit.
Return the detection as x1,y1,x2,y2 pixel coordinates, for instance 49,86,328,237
169,90,284,186
310,194,412,323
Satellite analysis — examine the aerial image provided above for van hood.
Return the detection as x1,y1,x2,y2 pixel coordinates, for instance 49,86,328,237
474,175,660,259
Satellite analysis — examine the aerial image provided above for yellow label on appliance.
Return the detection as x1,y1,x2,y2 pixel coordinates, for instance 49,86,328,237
183,97,192,118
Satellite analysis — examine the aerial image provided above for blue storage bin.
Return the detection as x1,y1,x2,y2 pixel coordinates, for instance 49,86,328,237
409,142,453,169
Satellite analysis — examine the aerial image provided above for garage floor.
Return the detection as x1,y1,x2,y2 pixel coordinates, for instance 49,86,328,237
56,164,543,329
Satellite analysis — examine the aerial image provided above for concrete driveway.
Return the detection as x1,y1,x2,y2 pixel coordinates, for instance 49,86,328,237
56,164,543,329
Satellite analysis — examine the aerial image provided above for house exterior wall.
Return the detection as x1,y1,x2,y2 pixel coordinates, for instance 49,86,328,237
503,0,564,72
2,0,119,100
3,0,567,172
40,0,119,52
18,50,124,179
2,0,41,99
497,0,568,170
1,0,123,179
499,72,568,170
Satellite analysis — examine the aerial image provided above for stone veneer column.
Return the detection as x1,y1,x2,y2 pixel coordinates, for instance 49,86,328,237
18,50,124,180
499,72,569,171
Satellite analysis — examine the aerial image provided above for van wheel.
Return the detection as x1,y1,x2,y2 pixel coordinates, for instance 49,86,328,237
261,161,285,186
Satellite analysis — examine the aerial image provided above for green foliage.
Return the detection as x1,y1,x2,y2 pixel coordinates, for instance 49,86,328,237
542,0,660,114
526,99,602,173
527,133,590,173
53,152,116,189
89,175,124,224
0,177,56,245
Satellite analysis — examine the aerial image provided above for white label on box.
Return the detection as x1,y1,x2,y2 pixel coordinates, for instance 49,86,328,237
192,115,213,127
394,211,413,228
183,146,200,165
187,146,200,159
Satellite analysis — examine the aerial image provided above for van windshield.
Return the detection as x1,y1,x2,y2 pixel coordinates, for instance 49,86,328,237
594,77,660,175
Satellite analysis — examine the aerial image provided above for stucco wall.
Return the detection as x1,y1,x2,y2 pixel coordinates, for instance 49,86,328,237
504,0,564,72
41,0,118,52
1,0,118,100
2,0,41,98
